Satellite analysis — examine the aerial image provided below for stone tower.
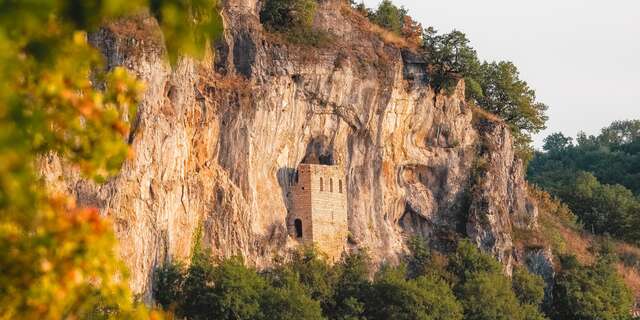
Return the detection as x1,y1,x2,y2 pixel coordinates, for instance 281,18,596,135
289,164,348,261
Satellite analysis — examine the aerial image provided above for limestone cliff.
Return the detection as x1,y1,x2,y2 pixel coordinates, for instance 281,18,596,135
40,0,538,297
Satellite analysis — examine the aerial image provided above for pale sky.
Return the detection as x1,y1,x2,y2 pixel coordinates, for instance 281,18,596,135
362,0,639,148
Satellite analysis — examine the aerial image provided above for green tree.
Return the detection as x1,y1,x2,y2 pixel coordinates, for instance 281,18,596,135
153,261,186,312
459,272,527,320
0,0,221,318
369,0,406,34
559,171,640,240
553,254,633,320
326,251,371,320
364,265,463,320
423,30,547,161
447,241,547,320
260,0,317,32
261,268,324,320
512,266,545,306
474,61,549,161
447,240,503,285
422,28,482,93
543,132,574,153
287,246,336,310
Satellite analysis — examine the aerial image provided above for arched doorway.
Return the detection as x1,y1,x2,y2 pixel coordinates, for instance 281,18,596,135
294,219,303,238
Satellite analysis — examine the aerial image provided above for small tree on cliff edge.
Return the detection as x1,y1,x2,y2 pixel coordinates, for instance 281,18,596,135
423,29,548,162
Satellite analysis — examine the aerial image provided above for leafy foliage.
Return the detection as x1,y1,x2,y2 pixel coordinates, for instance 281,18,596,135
260,0,328,46
552,253,633,320
350,0,421,44
512,266,545,306
448,241,547,320
153,241,557,320
0,0,221,318
368,0,406,34
422,29,548,161
529,120,640,242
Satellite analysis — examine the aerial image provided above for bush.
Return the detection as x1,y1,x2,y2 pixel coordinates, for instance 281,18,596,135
151,244,562,320
260,0,316,31
260,0,327,45
369,0,405,34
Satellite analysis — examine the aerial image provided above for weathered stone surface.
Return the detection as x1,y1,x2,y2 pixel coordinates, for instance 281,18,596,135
290,164,349,262
41,0,538,297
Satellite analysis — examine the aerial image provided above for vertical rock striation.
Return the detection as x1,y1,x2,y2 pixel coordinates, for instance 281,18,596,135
41,0,538,296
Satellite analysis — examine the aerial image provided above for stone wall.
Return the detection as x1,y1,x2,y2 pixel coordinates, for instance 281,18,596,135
290,165,314,243
290,164,348,261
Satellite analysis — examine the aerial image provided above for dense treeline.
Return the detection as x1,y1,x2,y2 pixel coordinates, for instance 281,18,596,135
154,239,543,319
154,238,634,320
529,120,640,242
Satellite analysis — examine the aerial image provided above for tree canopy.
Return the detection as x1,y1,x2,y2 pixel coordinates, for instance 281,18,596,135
529,120,640,243
422,29,548,161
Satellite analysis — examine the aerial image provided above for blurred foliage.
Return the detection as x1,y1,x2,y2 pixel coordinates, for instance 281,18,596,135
0,0,221,318
529,120,640,243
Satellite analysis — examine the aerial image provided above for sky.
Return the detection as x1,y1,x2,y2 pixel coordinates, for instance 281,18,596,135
362,0,639,148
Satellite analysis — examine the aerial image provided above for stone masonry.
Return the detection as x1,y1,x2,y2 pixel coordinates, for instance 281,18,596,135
289,164,348,262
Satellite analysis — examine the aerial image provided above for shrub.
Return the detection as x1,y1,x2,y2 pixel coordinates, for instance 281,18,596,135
260,0,316,31
447,240,503,285
369,0,405,34
260,0,327,46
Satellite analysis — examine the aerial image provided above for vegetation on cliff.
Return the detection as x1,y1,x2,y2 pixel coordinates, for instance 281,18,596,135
345,0,548,161
0,0,221,318
154,240,552,320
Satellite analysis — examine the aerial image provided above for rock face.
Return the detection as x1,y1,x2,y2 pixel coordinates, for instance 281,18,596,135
40,0,537,296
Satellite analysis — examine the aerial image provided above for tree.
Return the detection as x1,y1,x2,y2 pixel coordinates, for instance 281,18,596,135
287,246,336,310
553,254,633,320
370,0,405,34
447,240,503,286
447,241,547,320
459,272,529,320
422,29,548,161
326,251,371,320
422,28,481,88
364,265,463,320
260,0,317,32
512,266,545,307
260,268,324,320
153,261,186,312
474,61,549,161
543,133,574,153
0,0,222,318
